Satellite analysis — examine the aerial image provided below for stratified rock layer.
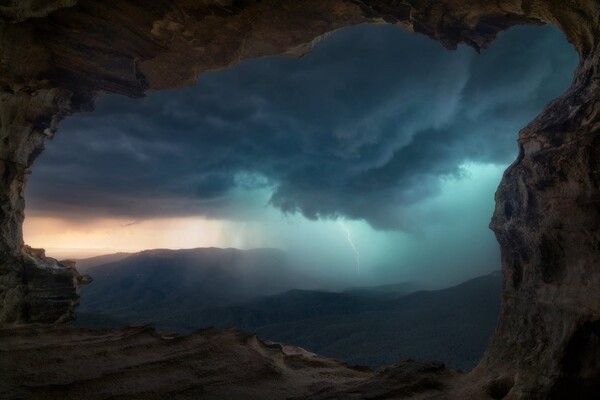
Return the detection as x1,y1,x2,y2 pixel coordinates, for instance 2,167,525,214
0,1,599,398
0,325,458,400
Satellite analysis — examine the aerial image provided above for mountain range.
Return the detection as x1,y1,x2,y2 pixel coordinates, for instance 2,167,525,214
73,247,501,370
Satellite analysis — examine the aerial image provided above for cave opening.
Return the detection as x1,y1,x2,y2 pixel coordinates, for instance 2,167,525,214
19,23,578,371
2,1,600,398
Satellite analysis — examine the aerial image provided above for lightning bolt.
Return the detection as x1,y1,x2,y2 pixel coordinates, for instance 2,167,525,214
338,221,360,275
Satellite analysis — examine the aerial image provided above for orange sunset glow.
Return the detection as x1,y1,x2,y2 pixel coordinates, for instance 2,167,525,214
23,216,264,259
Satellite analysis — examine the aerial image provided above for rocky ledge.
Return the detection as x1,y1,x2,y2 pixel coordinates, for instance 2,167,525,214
0,325,460,400
0,247,90,324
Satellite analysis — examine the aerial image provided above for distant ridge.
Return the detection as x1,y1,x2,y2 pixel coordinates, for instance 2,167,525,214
76,247,311,325
74,248,501,371
72,252,132,273
170,272,502,370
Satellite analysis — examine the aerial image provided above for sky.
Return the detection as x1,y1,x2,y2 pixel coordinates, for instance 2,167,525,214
24,23,577,288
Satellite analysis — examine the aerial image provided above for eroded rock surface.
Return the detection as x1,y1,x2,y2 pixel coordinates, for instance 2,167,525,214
0,0,599,398
0,325,458,400
0,247,86,324
481,40,600,398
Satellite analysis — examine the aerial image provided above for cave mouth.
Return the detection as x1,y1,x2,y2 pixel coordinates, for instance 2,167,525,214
1,1,599,398
19,23,578,372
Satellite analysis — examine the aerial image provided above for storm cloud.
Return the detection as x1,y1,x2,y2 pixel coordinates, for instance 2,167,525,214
27,24,577,231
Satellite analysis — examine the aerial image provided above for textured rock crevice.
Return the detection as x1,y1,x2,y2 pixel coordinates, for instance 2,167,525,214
0,0,599,398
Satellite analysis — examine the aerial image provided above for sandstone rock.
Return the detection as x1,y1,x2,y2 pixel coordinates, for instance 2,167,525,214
0,0,78,23
0,247,89,324
58,259,77,269
0,324,458,400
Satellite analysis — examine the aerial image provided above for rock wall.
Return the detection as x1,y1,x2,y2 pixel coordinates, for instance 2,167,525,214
482,36,600,399
0,0,599,398
0,88,87,323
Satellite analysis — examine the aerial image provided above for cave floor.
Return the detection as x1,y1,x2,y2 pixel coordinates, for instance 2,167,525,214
0,324,465,400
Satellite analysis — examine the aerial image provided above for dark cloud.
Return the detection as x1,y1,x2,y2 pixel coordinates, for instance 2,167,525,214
27,24,577,230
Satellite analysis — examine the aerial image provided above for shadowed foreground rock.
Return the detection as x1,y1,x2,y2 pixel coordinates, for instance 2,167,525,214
1,0,600,398
0,325,459,400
